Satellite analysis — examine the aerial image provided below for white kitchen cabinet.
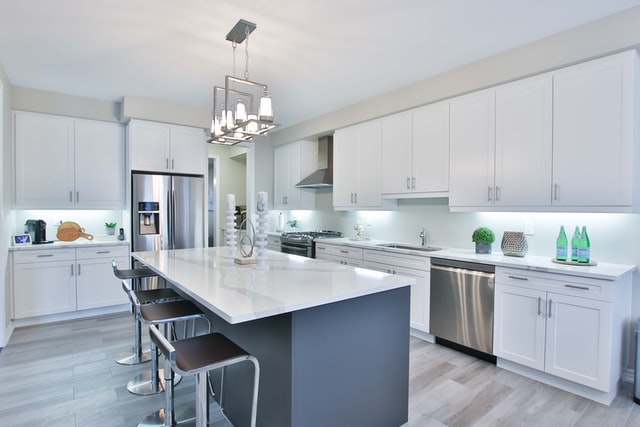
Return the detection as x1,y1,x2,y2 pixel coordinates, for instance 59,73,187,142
449,74,552,209
493,267,629,404
76,246,129,310
552,50,638,209
14,112,125,209
333,121,396,210
129,119,205,175
273,140,316,210
315,242,363,267
381,102,449,197
11,244,129,319
362,250,430,334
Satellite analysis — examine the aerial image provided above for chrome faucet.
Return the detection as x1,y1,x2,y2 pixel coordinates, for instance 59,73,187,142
419,228,428,247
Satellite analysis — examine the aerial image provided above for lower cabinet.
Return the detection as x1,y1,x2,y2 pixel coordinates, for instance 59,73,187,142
315,242,363,267
493,267,628,400
362,250,430,334
12,245,129,319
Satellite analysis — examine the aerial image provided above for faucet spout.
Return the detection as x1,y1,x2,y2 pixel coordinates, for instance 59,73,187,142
419,228,428,247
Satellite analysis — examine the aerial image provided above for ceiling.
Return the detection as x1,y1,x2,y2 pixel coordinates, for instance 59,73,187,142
1,0,640,130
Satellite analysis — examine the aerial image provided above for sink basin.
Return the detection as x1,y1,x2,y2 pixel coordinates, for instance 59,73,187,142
376,243,442,252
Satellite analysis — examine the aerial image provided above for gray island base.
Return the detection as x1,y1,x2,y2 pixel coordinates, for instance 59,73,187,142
132,248,413,427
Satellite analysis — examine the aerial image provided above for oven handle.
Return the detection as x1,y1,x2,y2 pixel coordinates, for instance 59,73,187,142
281,243,311,252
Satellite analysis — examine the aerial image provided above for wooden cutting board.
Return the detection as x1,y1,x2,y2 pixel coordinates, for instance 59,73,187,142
57,221,94,241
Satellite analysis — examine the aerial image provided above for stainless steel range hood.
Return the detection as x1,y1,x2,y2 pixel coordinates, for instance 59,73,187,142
295,135,333,188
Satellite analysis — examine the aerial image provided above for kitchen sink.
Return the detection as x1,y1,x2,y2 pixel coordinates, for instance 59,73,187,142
376,243,442,252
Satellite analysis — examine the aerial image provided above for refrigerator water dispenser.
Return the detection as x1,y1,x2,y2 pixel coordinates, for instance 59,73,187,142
138,202,159,235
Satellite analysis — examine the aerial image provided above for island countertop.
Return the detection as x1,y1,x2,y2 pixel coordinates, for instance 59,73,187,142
132,247,415,324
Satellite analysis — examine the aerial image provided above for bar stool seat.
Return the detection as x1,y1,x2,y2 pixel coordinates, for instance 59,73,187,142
150,327,260,427
113,260,181,366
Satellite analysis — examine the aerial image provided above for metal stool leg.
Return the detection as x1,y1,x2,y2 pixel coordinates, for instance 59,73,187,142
116,288,152,365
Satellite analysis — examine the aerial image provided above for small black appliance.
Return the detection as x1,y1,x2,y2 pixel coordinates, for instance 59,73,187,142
25,219,52,244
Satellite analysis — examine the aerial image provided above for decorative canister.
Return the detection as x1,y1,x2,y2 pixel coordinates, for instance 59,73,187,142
501,231,528,257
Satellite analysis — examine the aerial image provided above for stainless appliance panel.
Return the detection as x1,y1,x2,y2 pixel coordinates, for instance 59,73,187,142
132,173,204,253
430,259,495,355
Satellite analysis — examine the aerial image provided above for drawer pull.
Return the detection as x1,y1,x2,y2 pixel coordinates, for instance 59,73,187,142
537,297,542,316
96,251,111,254
339,250,349,254
548,299,553,318
317,247,326,251
564,284,589,291
507,275,529,281
37,254,54,258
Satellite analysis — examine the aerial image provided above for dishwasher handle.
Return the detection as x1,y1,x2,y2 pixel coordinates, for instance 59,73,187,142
430,263,496,282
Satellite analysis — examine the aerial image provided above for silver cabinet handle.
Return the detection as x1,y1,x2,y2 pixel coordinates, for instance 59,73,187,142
354,193,358,204
507,275,529,281
488,186,493,202
70,264,74,276
96,250,111,254
166,158,169,169
537,297,542,316
406,177,411,189
412,177,416,189
76,191,80,202
548,299,553,318
339,250,349,254
78,264,81,275
495,186,500,202
554,183,560,200
69,191,73,202
564,284,589,291
172,158,175,170
37,254,54,258
350,193,354,204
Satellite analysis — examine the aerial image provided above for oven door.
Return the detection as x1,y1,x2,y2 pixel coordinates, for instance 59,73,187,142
281,243,311,257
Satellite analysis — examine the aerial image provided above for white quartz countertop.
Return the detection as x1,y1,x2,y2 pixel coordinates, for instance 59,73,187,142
317,238,636,281
9,239,129,251
132,247,415,324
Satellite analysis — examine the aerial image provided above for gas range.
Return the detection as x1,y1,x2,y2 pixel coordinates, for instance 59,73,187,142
280,230,344,258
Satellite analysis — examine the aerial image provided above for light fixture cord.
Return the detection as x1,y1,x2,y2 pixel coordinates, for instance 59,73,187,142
244,24,250,80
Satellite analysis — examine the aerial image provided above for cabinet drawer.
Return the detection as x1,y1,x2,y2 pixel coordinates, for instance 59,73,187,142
315,244,363,260
363,249,429,271
13,248,75,264
76,245,129,260
496,267,612,302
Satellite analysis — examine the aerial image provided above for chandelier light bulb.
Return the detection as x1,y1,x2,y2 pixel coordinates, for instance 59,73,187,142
246,114,258,133
258,91,273,122
235,100,247,124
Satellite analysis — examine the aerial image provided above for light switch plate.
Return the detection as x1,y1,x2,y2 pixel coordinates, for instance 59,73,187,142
524,221,535,236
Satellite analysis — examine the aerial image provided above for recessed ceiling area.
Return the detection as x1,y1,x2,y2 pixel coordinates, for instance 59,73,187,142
1,0,640,129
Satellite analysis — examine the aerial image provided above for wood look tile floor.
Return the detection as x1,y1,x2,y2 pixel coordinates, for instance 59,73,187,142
1,312,639,427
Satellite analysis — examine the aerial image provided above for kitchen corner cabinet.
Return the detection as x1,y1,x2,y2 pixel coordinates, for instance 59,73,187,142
552,50,638,209
11,245,129,319
14,111,125,209
381,102,449,197
493,267,630,404
128,119,205,175
362,250,430,334
333,121,396,210
449,74,552,210
273,140,317,210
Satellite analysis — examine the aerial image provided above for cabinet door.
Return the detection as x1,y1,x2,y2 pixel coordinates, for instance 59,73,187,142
170,126,205,175
495,74,553,207
449,90,496,207
381,112,413,194
13,260,76,318
129,120,172,172
493,284,546,370
76,255,129,310
395,265,429,333
355,120,383,207
552,51,636,207
273,141,317,210
273,144,291,208
545,292,611,391
333,127,358,207
412,102,450,194
14,112,75,208
74,120,125,208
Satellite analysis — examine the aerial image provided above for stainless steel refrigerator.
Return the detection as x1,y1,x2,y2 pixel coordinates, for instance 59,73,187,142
132,172,205,252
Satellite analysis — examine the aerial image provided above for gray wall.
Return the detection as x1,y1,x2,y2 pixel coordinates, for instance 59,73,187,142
1,63,12,346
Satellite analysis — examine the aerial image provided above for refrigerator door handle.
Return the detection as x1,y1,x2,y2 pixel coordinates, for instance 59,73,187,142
171,189,177,249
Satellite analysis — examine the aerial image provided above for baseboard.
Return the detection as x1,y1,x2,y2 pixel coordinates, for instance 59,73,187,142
410,328,435,343
12,304,128,328
2,321,15,348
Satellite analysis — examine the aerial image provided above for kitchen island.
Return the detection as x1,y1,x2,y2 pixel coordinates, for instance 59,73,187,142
132,247,415,427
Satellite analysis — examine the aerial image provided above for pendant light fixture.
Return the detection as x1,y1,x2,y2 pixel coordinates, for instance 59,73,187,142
208,19,278,146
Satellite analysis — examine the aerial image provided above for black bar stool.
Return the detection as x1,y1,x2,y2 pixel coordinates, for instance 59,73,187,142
150,326,260,427
112,260,181,365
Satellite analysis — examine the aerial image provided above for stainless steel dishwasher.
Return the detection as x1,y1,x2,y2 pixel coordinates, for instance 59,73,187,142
429,258,496,361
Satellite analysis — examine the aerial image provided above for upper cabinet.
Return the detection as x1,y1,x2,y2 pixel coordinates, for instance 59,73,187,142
333,120,396,210
449,74,553,210
381,102,449,197
14,111,125,209
552,50,638,210
128,119,205,175
273,140,317,210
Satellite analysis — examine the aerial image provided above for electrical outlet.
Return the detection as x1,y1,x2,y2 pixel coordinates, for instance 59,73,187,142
524,221,534,236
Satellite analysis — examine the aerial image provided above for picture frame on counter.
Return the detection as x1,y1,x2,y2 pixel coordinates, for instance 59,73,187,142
12,234,32,246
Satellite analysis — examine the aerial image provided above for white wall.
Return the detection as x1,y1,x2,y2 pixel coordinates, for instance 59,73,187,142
1,63,12,346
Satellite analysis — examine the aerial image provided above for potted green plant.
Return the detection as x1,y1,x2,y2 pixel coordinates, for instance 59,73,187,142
472,227,495,254
105,222,117,235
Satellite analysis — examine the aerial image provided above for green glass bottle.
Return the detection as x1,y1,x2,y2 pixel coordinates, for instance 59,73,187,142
555,226,568,261
578,226,590,263
570,226,581,262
